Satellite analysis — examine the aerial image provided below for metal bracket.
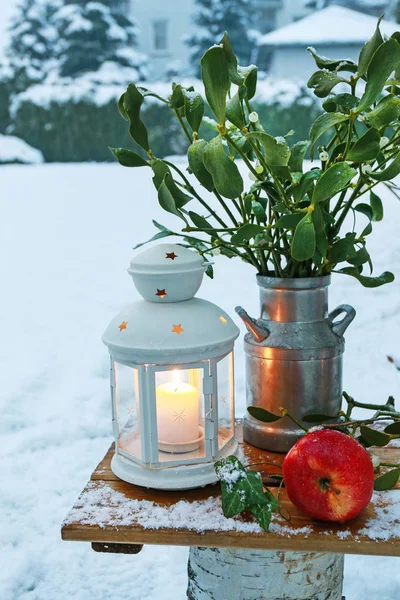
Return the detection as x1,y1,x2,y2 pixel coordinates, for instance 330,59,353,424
91,542,143,555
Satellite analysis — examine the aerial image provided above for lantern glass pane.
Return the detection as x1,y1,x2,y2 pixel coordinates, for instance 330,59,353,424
217,352,235,451
114,362,141,460
154,367,206,462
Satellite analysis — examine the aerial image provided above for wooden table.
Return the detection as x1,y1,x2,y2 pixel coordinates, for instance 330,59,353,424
61,422,400,599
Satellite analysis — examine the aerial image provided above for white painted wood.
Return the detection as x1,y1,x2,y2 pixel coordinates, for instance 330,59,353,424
187,547,344,600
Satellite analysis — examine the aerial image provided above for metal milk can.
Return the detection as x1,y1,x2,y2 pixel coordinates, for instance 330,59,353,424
236,275,356,452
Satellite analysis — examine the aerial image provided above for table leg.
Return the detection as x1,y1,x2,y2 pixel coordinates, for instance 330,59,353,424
187,547,344,600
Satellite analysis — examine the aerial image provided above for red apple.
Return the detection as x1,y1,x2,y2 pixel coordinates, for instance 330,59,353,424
282,428,374,523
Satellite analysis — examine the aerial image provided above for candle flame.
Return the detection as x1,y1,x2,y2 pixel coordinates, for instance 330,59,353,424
172,369,181,390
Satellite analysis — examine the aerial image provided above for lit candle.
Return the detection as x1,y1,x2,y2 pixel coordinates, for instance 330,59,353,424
156,370,199,449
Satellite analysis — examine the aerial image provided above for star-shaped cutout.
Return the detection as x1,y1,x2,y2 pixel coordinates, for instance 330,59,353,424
172,409,187,423
119,321,128,331
166,252,178,260
219,315,227,324
172,324,184,335
156,289,167,298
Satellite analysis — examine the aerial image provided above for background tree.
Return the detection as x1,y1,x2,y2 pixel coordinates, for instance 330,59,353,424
7,0,60,90
51,0,148,79
185,0,258,75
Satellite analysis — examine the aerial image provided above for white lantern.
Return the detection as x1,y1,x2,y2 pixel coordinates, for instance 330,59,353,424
102,244,240,490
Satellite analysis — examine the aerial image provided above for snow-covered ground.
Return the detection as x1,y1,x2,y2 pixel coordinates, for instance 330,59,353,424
1,160,400,600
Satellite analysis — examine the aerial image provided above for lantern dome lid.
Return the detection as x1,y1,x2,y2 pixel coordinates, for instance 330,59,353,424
128,244,209,303
128,243,204,274
102,297,240,365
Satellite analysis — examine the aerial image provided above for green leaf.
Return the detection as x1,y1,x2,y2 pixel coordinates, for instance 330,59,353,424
330,93,360,110
151,160,192,207
109,147,149,168
384,422,400,434
358,39,400,113
246,132,290,166
243,471,267,506
214,456,248,518
252,201,267,222
307,47,357,72
238,65,258,99
354,203,374,220
302,413,337,423
187,139,214,192
368,94,400,128
360,426,391,447
291,212,316,261
371,154,400,181
247,406,281,423
219,32,244,86
231,224,265,244
358,16,384,77
347,245,371,269
274,213,303,229
123,83,150,151
329,235,357,264
337,267,394,287
201,45,230,125
362,222,373,237
183,89,204,133
312,163,356,205
169,83,184,108
133,229,173,250
374,468,400,491
189,211,210,229
226,92,245,129
293,169,321,203
307,70,346,98
118,93,128,120
312,203,328,258
205,263,214,279
250,504,272,532
309,113,349,159
264,489,280,511
346,128,381,162
289,141,310,173
157,174,186,221
202,137,243,199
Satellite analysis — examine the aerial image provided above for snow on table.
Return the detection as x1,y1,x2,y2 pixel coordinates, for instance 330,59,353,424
62,425,400,557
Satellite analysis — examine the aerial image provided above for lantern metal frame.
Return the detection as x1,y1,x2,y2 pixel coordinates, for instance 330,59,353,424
109,352,238,489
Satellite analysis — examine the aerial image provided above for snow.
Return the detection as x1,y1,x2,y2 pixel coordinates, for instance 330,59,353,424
0,135,44,164
259,6,399,46
1,159,400,598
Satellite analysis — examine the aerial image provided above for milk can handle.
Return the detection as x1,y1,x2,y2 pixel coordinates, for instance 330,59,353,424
328,304,356,337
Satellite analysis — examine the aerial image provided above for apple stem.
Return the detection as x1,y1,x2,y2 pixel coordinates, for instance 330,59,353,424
279,407,309,433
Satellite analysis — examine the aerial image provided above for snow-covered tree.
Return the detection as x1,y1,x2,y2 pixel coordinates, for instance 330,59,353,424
52,1,147,79
185,0,258,75
7,0,60,89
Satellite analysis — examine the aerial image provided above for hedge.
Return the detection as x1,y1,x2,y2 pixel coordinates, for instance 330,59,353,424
7,79,321,162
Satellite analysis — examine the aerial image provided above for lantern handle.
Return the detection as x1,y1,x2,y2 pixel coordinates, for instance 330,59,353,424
328,304,356,337
235,306,270,343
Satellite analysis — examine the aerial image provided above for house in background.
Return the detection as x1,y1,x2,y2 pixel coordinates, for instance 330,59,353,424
130,0,310,78
257,5,399,80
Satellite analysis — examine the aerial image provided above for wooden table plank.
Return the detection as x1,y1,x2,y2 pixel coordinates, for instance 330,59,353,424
62,422,400,556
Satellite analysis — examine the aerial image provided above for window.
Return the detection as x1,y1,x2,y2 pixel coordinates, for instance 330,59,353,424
153,19,168,51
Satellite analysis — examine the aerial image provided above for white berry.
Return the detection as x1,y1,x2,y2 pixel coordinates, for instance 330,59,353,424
212,247,221,256
362,164,373,175
255,164,264,174
319,150,329,162
249,111,259,123
357,114,365,122
380,136,390,148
